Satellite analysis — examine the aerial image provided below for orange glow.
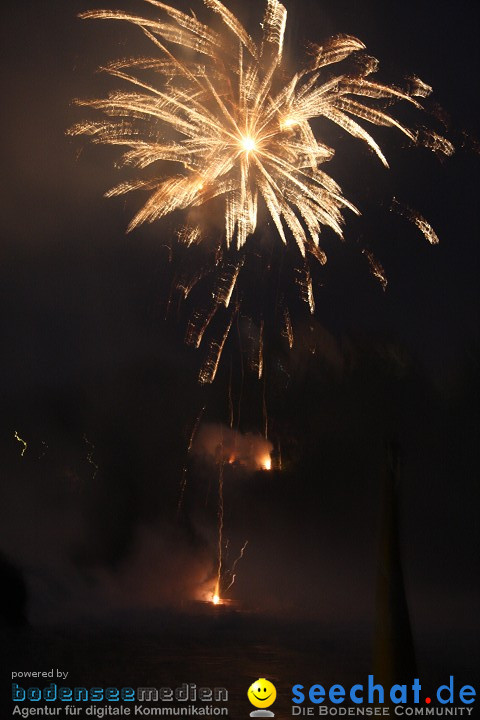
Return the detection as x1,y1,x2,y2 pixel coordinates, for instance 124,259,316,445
212,577,221,605
261,455,272,471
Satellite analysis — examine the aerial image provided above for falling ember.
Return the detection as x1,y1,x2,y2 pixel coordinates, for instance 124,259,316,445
215,462,225,608
84,434,99,480
363,249,388,291
198,311,236,385
296,266,316,314
223,540,249,593
216,260,244,309
391,198,440,245
210,539,249,603
14,431,27,457
178,405,206,514
177,225,201,248
258,320,265,381
282,306,294,349
415,128,455,159
185,304,218,350
70,0,450,383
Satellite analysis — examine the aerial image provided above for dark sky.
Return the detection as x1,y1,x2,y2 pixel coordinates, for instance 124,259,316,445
0,0,478,674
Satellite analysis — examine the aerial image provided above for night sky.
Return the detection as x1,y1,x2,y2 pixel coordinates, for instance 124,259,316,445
0,0,479,689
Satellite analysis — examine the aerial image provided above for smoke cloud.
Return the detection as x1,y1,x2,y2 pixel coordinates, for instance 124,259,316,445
192,423,273,471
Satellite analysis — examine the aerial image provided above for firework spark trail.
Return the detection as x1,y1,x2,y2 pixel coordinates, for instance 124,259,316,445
283,306,294,348
83,434,99,480
177,467,189,516
177,225,201,248
224,540,249,593
296,266,315,314
199,309,236,384
363,249,388,291
185,304,218,349
70,0,448,382
214,459,225,603
216,260,244,308
177,405,206,514
176,269,204,299
391,198,440,245
14,431,27,457
258,319,265,381
415,128,455,158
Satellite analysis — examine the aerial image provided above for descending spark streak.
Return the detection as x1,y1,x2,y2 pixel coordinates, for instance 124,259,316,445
185,304,218,349
245,317,264,378
283,306,294,348
258,319,264,380
415,129,455,158
84,434,99,480
214,460,225,603
216,260,244,308
296,266,315,314
178,405,206,514
71,0,447,381
177,225,201,248
199,311,235,384
363,249,388,290
177,271,204,300
391,198,440,245
178,467,189,516
224,540,249,593
14,431,27,457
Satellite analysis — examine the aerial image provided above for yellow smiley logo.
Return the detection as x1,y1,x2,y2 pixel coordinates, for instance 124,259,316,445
247,678,277,709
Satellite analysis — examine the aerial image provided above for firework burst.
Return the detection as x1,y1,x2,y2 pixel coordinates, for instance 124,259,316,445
70,0,450,383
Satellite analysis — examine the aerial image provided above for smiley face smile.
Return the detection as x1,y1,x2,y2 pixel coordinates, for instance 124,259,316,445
252,692,272,702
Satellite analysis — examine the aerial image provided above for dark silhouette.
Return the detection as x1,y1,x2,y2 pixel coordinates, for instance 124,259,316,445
374,441,416,696
0,553,28,627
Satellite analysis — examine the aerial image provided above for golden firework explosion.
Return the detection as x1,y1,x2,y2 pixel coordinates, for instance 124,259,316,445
70,0,453,383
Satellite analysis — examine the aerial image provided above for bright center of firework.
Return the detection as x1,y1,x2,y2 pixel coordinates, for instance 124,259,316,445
212,594,220,605
241,136,256,153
